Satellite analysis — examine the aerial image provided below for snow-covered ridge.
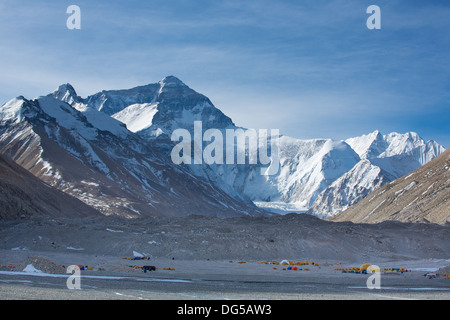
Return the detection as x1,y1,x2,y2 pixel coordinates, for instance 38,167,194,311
52,78,447,216
0,81,268,218
88,77,445,216
309,130,445,217
0,76,445,218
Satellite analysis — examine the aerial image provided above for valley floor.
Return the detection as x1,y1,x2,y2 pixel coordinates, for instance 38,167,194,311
0,253,449,300
0,214,449,301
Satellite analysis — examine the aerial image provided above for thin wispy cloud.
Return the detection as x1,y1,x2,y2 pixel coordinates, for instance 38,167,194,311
0,0,448,146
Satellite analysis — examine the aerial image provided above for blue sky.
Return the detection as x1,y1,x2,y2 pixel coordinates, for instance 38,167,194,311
0,0,449,147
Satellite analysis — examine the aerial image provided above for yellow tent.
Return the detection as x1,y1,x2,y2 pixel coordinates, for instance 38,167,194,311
360,263,371,272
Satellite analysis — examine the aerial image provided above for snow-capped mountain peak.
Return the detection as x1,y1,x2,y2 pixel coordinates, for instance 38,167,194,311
345,130,386,159
309,130,445,217
93,78,445,216
0,82,268,218
345,130,442,161
0,96,44,126
50,83,81,105
104,77,235,138
0,96,27,124
156,75,199,102
159,75,186,88
1,77,445,219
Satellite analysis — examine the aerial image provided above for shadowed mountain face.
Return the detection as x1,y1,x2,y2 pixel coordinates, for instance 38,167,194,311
330,148,450,225
0,153,102,220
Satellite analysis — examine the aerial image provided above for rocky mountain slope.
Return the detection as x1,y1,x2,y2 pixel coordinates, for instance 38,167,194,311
330,148,450,224
0,153,101,220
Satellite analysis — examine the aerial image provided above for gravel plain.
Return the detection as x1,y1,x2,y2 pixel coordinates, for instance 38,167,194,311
0,214,449,300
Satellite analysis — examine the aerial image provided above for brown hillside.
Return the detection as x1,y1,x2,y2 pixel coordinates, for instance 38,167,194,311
330,148,449,224
0,153,101,220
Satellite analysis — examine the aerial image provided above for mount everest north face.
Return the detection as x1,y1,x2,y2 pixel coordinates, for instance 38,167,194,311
0,76,444,218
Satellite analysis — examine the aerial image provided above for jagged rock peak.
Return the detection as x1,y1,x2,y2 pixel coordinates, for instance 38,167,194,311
53,83,77,96
159,75,186,87
50,83,81,104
